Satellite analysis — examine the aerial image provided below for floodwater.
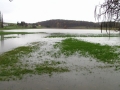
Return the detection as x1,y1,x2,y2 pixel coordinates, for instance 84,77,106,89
0,29,120,54
0,29,120,90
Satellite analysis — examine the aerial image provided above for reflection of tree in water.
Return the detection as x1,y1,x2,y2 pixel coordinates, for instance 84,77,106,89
0,33,4,48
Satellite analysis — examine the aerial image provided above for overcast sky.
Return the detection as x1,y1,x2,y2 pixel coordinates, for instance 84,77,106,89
0,0,104,23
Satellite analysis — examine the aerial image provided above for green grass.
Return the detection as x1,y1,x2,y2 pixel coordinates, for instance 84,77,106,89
47,33,120,38
0,25,43,30
0,26,31,30
1,36,120,81
0,60,68,81
0,42,69,81
0,43,39,80
3,36,19,38
54,38,120,63
0,31,47,35
0,46,36,66
0,31,35,35
35,61,69,75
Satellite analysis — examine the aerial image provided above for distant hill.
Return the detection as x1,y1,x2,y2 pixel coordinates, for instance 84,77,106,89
37,19,99,29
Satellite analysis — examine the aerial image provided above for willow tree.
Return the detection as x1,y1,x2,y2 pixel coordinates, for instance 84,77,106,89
95,0,120,34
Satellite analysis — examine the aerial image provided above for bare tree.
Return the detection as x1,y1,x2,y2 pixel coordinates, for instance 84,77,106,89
95,0,120,34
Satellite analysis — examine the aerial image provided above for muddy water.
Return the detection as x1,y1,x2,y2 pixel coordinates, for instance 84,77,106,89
0,53,120,90
0,29,120,90
0,71,120,90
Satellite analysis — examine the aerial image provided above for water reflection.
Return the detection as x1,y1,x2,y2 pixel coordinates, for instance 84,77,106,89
78,37,120,46
0,32,48,54
0,34,4,47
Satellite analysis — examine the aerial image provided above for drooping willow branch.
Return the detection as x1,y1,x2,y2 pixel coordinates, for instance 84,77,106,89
95,0,120,35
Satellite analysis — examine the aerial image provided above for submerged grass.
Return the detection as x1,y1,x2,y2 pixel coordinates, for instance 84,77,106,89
0,45,36,66
47,33,120,37
35,61,69,75
0,32,33,35
4,36,19,38
0,42,69,81
54,38,120,63
0,43,39,80
0,31,47,35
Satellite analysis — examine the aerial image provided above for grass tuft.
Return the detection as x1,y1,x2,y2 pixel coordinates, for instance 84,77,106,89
35,61,69,75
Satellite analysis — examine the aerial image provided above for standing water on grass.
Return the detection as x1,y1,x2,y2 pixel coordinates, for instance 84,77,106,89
0,29,120,54
0,29,120,90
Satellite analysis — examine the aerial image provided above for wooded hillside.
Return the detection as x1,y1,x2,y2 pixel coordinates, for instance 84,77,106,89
37,19,99,29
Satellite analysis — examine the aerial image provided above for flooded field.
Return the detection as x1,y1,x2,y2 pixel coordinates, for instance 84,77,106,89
0,29,120,90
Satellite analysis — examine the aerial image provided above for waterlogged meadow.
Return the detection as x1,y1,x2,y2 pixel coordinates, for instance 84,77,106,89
0,42,69,81
0,29,120,90
54,38,120,63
